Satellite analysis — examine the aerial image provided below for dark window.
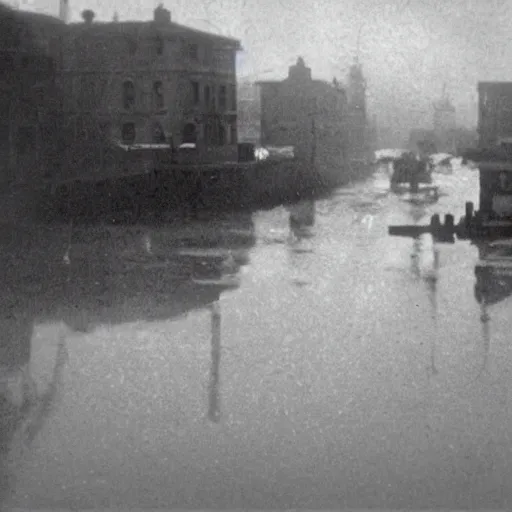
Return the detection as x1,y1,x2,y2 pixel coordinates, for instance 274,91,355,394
218,123,226,145
204,85,210,107
153,81,164,109
99,121,111,138
191,81,200,105
16,126,36,154
156,36,164,55
182,123,197,144
127,37,137,55
230,123,237,144
203,123,209,145
230,84,236,110
188,43,198,60
219,85,226,110
121,122,136,144
122,80,135,109
203,45,212,64
153,122,166,143
211,85,216,110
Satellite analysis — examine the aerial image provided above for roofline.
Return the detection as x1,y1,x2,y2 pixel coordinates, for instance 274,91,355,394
478,81,512,89
67,20,241,48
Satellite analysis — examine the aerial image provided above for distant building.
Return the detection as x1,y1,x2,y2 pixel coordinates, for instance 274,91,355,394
257,57,347,160
345,57,368,160
59,4,241,165
237,81,260,143
432,86,456,152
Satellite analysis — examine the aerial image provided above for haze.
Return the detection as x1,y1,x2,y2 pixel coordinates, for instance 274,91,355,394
12,0,512,143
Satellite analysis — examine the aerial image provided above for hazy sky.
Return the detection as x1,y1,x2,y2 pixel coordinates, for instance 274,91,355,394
12,0,512,137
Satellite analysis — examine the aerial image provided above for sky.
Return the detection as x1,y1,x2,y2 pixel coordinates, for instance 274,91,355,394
11,0,512,140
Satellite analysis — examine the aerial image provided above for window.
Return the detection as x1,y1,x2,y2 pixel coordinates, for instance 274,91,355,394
229,84,236,111
188,43,198,60
127,37,137,55
203,123,209,145
211,85,216,110
182,123,197,144
218,123,226,146
219,85,226,110
203,45,212,64
153,81,164,109
156,36,164,55
99,121,112,139
152,122,166,143
121,122,136,144
204,85,210,107
191,81,200,105
230,123,237,144
122,80,135,109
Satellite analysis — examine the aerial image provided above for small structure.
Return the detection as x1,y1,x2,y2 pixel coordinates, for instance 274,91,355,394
388,142,512,243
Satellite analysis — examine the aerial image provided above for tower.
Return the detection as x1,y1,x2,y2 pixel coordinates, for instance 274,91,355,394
346,56,368,162
59,0,69,23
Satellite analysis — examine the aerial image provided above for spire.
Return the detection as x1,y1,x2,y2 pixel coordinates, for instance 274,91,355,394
113,11,119,22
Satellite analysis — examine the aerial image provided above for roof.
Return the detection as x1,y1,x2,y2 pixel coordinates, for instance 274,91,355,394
67,19,241,49
478,81,512,91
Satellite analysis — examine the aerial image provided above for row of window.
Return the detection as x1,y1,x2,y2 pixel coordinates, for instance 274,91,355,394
122,80,164,110
190,81,236,111
120,121,237,146
123,34,213,64
121,80,236,111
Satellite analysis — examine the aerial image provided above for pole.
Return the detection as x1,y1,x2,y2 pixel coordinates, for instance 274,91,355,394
208,300,221,423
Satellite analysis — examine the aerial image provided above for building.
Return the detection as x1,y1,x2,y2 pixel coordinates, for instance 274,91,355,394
257,57,347,160
0,4,66,186
59,4,242,169
237,81,260,143
345,57,367,161
433,85,456,147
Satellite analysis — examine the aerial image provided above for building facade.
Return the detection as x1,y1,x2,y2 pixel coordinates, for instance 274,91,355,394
59,4,241,167
257,57,347,161
0,5,65,185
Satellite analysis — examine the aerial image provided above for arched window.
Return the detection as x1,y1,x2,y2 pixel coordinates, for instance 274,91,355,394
121,122,136,144
122,80,135,109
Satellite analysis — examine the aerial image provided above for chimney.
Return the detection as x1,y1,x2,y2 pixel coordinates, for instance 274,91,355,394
154,3,171,23
59,0,69,23
81,9,95,24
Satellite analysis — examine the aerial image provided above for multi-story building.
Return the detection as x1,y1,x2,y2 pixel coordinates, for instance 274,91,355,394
59,5,241,167
0,4,65,185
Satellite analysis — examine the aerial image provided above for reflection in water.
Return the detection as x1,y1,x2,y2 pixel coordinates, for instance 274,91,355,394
0,310,67,505
287,200,316,286
0,212,256,502
289,200,316,241
47,213,256,331
426,245,440,377
409,235,439,378
208,300,221,423
471,242,512,381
